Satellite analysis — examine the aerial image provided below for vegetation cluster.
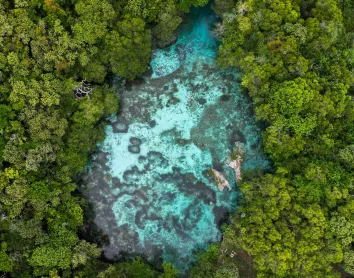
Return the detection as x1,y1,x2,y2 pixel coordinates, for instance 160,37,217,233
0,0,207,276
192,0,354,277
0,0,353,277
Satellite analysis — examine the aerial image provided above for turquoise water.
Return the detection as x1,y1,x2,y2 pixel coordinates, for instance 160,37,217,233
84,7,267,274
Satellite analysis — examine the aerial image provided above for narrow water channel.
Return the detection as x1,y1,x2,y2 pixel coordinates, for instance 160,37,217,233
84,6,268,273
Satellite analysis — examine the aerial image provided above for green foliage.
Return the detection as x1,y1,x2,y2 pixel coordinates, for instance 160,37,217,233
0,250,13,273
190,243,220,277
159,263,178,278
29,246,72,270
73,0,116,44
116,257,156,278
215,261,239,278
71,240,101,268
190,243,242,278
233,174,348,277
214,0,354,276
105,15,152,79
212,0,235,18
0,0,214,276
5,0,352,277
338,145,354,168
179,0,209,12
97,265,119,278
0,104,14,130
97,258,177,278
153,0,182,41
0,243,14,273
343,249,354,275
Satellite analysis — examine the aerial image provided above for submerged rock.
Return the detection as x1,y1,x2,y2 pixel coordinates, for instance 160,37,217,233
130,137,142,146
113,122,129,133
197,98,207,105
149,120,156,127
226,142,245,182
219,94,231,101
226,156,243,182
128,145,140,154
231,130,246,144
210,169,232,191
176,138,191,146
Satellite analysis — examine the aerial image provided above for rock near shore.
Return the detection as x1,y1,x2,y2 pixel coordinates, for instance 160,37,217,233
211,169,232,192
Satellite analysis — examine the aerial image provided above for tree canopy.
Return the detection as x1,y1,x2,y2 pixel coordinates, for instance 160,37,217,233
209,0,354,276
0,0,195,276
0,0,353,277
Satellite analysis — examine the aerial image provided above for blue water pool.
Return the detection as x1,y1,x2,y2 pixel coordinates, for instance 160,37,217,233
84,6,268,273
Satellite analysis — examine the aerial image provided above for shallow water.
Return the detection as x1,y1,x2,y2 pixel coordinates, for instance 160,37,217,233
84,6,267,273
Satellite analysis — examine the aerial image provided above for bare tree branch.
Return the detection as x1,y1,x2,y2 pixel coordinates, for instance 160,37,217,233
74,78,93,99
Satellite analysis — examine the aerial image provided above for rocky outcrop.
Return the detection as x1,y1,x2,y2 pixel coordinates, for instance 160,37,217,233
210,169,232,192
226,142,245,182
210,142,245,191
226,155,243,182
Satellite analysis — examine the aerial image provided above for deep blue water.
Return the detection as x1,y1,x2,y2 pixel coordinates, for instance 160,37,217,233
84,6,267,274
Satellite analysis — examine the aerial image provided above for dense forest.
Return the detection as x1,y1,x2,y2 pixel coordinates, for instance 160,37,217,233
0,0,353,277
192,0,354,277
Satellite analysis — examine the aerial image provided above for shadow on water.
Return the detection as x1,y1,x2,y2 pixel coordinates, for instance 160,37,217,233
81,4,269,275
